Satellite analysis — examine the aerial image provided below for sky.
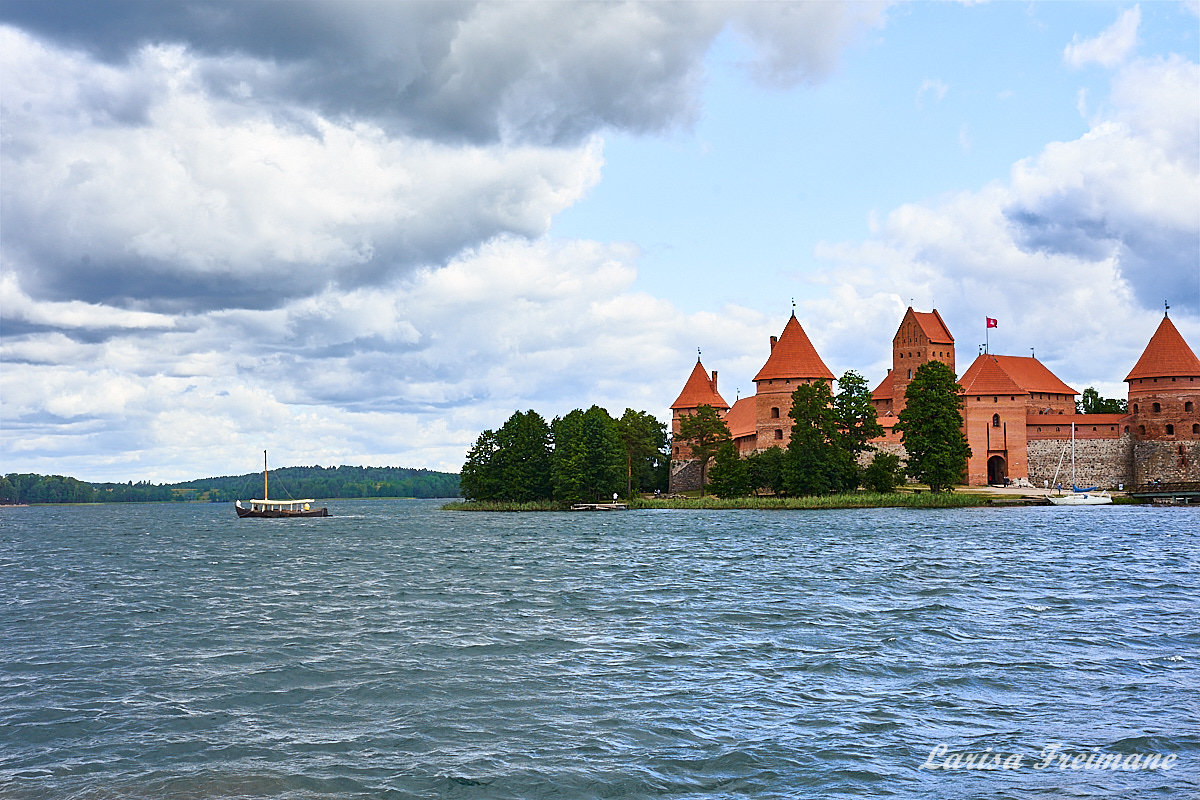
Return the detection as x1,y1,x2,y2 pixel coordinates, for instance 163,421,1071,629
1,0,1198,483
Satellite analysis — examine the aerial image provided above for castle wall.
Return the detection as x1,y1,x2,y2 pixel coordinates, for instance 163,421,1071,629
668,458,704,493
962,395,1029,484
1027,435,1134,490
1131,440,1200,485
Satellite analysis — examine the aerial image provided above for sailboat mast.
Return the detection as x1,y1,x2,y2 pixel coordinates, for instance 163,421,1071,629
1071,423,1076,488
263,450,268,501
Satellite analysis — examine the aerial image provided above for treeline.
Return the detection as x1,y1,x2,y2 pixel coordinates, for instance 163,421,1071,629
0,465,460,505
460,407,669,503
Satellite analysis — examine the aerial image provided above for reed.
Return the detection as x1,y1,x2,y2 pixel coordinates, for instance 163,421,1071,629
445,491,991,511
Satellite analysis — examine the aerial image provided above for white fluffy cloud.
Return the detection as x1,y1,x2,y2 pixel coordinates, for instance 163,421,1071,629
1064,6,1141,69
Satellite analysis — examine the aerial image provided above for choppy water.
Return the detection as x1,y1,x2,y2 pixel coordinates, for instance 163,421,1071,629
1,500,1197,799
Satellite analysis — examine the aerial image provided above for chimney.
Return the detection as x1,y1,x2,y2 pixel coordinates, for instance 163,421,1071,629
770,335,778,351
711,371,718,393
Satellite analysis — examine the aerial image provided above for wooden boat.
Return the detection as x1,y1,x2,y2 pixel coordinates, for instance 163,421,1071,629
235,451,329,518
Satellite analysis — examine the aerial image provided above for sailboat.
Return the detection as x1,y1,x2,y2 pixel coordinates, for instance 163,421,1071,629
1047,423,1112,506
235,451,330,518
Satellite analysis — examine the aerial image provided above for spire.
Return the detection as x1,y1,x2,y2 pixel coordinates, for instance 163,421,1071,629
753,314,835,383
670,358,730,410
1125,314,1200,381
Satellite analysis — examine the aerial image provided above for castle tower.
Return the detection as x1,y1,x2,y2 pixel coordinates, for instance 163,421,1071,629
669,357,729,460
1125,313,1200,484
752,313,835,450
873,307,955,418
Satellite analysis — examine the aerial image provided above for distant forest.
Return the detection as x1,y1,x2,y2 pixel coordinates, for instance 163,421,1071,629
0,465,460,505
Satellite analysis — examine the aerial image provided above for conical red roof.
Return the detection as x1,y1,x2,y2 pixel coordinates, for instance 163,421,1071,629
1125,315,1200,381
753,314,835,383
670,359,729,410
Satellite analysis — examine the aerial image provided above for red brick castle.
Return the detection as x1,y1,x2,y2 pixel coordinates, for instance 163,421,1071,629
669,308,1200,492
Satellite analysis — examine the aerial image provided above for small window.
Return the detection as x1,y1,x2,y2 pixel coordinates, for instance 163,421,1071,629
1193,424,1199,434
1092,427,1097,432
907,369,912,379
1185,401,1194,412
1139,425,1146,435
1124,426,1130,433
1166,424,1175,435
1153,402,1161,413
771,407,780,419
992,414,1000,428
775,429,783,440
1133,403,1139,413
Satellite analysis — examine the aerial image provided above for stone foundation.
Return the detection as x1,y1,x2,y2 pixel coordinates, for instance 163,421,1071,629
1132,440,1200,485
1027,436,1134,490
669,459,704,493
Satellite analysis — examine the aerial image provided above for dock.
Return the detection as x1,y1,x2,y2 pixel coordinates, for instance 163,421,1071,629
569,502,628,511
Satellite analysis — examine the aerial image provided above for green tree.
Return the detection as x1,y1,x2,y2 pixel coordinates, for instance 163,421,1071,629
746,447,786,495
676,404,731,497
459,429,501,501
783,381,857,495
552,406,624,503
707,441,752,498
862,451,903,493
493,410,553,501
617,409,669,499
1076,387,1128,414
0,476,16,504
834,370,884,455
896,361,971,492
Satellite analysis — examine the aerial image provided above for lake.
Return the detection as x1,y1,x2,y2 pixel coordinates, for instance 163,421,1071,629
1,500,1196,798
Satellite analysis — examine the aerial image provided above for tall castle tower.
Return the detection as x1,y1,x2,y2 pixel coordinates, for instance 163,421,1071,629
871,307,955,418
1125,312,1200,484
669,358,729,460
752,313,835,450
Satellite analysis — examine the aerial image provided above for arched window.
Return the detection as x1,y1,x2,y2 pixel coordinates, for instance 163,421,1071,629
1153,402,1161,412
1133,403,1139,413
992,413,1000,428
1166,424,1175,435
1124,426,1130,433
907,369,912,379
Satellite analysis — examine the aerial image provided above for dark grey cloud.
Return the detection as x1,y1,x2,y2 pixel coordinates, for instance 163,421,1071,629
0,0,717,145
1007,201,1200,313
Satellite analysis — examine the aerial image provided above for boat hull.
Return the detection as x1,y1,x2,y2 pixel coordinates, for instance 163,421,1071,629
1047,492,1112,506
235,504,329,518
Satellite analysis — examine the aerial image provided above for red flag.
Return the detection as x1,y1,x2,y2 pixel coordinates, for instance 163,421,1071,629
986,317,998,328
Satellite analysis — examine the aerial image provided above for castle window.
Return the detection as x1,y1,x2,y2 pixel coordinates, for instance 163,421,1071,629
1139,425,1146,435
770,407,780,419
907,369,912,379
992,414,1000,428
1153,402,1161,413
993,396,998,403
1037,427,1042,433
1186,401,1194,412
1092,427,1097,432
1193,424,1199,435
1124,426,1130,433
1056,427,1060,432
1133,403,1139,413
775,429,783,440
1166,424,1175,436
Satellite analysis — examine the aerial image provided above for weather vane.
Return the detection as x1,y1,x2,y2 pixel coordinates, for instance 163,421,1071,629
1165,300,1170,317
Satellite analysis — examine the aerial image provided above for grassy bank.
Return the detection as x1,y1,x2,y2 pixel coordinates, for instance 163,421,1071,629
443,490,995,512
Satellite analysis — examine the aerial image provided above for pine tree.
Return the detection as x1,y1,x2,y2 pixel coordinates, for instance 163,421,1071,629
896,361,971,492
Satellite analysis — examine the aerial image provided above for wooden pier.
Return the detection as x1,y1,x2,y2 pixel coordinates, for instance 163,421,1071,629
569,502,628,511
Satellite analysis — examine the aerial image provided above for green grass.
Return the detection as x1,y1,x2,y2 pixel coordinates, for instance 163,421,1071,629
444,490,993,511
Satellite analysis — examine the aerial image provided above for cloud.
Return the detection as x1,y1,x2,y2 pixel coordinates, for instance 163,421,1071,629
0,1,886,146
803,53,1198,393
1063,6,1140,69
916,78,948,108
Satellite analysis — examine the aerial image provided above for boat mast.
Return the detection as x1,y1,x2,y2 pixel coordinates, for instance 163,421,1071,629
1070,423,1076,489
263,450,268,501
